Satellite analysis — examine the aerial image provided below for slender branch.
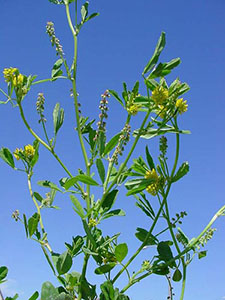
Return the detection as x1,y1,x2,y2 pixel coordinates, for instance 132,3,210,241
32,76,67,86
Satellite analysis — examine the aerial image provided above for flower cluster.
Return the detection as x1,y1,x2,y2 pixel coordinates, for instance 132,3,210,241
3,67,27,98
46,22,64,56
14,144,35,161
151,85,188,119
88,218,98,227
94,90,110,140
127,104,141,116
112,123,131,165
36,93,46,123
176,98,188,114
145,168,160,196
152,86,169,105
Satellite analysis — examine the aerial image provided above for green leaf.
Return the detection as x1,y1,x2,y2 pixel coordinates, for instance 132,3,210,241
115,243,128,262
108,90,124,107
101,189,119,212
102,209,125,220
81,2,89,22
38,180,62,192
70,195,85,218
56,251,73,275
48,0,64,4
135,228,158,245
51,59,63,78
172,162,189,182
145,146,155,170
28,213,40,237
134,126,190,139
64,174,99,190
148,58,181,79
53,103,65,136
28,291,39,300
23,214,28,238
157,241,175,267
126,184,147,196
153,263,169,275
95,263,116,275
55,293,73,300
0,148,15,168
96,158,105,183
30,140,39,168
5,294,19,300
198,250,207,259
172,269,182,282
143,32,166,75
33,192,42,203
145,78,159,91
103,133,121,156
176,227,189,247
0,266,8,282
41,281,58,300
85,12,100,23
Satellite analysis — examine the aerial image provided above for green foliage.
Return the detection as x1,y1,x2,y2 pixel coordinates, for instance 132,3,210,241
1,2,222,300
0,266,8,284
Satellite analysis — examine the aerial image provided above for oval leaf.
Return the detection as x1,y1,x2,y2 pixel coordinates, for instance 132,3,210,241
41,281,58,300
172,269,182,282
94,263,116,275
56,251,73,275
115,243,128,262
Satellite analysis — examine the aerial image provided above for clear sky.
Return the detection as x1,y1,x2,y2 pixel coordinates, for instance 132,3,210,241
0,0,225,299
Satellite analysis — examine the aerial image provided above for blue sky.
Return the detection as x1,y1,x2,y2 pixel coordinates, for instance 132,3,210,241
0,0,225,299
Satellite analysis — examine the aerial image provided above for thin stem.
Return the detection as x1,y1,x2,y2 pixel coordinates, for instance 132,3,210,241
19,103,51,151
27,175,45,233
41,119,51,146
180,265,187,300
65,3,90,210
77,254,90,300
32,76,67,86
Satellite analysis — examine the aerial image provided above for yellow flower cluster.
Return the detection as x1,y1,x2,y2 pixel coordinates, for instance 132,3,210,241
3,67,24,87
151,86,169,105
127,104,141,115
14,145,35,161
3,67,17,82
24,145,35,158
88,218,98,227
145,168,159,196
176,98,188,114
14,148,23,160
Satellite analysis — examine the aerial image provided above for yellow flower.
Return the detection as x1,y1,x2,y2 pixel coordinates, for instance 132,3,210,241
127,104,141,115
88,218,98,227
152,86,169,105
176,98,188,114
24,144,35,159
145,168,158,181
3,67,17,82
13,73,24,87
146,183,159,196
145,169,159,196
14,148,23,160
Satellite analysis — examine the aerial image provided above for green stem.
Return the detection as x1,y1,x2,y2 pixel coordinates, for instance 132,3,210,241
19,103,51,151
180,264,187,300
41,119,51,146
66,3,90,210
77,254,90,300
32,76,67,86
27,175,45,233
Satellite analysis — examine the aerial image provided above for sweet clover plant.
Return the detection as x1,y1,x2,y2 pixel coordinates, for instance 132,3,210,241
0,1,224,300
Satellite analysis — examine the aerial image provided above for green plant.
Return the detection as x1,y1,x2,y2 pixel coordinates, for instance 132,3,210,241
0,1,224,300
